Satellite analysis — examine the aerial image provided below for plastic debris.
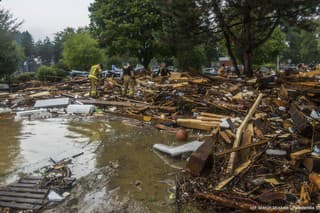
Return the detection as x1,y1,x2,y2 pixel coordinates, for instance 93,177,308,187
66,104,96,114
48,190,64,202
34,98,70,108
153,141,204,157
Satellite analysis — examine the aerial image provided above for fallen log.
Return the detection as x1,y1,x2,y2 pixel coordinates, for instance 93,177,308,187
78,99,176,112
226,93,263,174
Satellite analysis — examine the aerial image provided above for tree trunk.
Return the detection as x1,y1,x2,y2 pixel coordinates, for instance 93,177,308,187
138,52,151,71
243,11,253,77
142,59,150,71
223,31,240,76
243,49,253,77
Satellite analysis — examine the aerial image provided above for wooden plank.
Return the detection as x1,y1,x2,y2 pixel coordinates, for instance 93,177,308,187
6,187,48,194
0,196,44,205
290,149,311,161
215,139,272,158
239,123,253,161
22,176,43,180
156,82,189,88
0,191,45,199
196,116,222,122
186,141,213,176
226,93,263,174
78,99,177,112
0,201,42,210
105,110,174,124
219,131,232,144
9,183,37,188
177,119,219,131
215,152,263,190
19,179,41,184
200,112,229,119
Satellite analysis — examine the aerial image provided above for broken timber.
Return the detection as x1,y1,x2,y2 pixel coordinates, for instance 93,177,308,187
226,93,263,174
0,176,48,211
177,119,219,131
186,141,213,176
215,139,272,158
78,99,176,112
215,152,263,190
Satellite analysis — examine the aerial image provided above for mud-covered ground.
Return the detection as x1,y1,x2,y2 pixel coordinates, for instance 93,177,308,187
44,166,149,213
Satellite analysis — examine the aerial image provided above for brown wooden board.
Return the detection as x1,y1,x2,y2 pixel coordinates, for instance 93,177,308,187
19,179,41,184
22,176,43,180
9,183,38,188
6,187,48,194
0,201,42,210
0,191,45,199
0,195,44,205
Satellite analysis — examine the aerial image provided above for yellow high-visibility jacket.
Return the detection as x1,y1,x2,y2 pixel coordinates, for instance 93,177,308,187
88,64,102,80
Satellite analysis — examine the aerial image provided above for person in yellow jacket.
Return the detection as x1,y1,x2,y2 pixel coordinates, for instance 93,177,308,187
88,64,103,98
121,62,135,98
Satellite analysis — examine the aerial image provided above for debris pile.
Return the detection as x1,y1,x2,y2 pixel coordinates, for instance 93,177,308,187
175,70,320,211
0,156,76,212
1,69,320,211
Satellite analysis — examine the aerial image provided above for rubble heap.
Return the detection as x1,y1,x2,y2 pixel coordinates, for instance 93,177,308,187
1,70,320,211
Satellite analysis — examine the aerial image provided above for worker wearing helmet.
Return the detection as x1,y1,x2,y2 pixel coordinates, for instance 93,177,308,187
121,62,135,98
88,64,103,98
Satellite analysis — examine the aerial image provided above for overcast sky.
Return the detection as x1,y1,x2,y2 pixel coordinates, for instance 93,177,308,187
1,0,94,40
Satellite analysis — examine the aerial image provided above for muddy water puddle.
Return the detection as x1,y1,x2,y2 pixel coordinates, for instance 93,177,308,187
0,115,181,212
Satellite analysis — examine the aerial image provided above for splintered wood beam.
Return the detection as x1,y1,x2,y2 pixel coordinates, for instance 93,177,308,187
196,116,222,122
226,93,263,174
215,139,271,157
199,112,230,119
215,152,263,190
78,99,176,112
196,193,258,210
177,118,219,131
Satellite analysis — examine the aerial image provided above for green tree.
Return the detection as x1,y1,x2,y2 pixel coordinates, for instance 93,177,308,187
0,7,22,32
158,0,209,70
283,28,302,64
0,29,24,78
35,37,54,65
52,27,88,64
300,30,320,64
16,31,34,58
283,22,320,65
253,27,287,65
89,0,162,69
0,8,24,78
62,32,104,70
208,0,320,76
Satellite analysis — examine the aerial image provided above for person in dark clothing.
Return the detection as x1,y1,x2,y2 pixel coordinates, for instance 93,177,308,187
121,62,135,97
157,62,171,77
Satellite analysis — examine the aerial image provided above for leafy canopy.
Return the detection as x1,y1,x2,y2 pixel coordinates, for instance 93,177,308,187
62,32,105,70
0,7,24,78
89,0,162,68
